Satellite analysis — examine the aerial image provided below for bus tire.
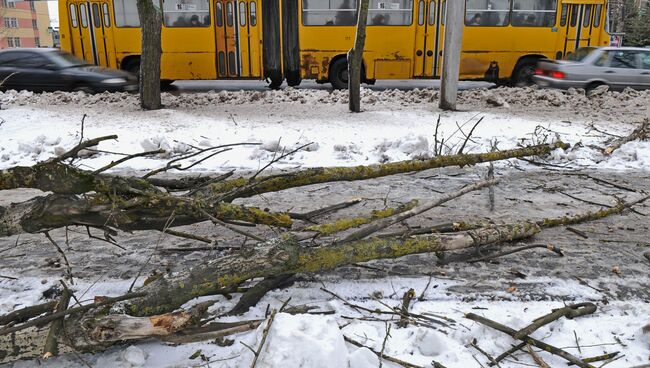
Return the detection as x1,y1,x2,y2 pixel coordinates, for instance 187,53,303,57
122,58,141,76
329,58,349,90
511,60,538,87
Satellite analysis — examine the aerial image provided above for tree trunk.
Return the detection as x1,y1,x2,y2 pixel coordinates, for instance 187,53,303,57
137,0,162,110
348,0,370,112
439,0,465,111
0,222,539,363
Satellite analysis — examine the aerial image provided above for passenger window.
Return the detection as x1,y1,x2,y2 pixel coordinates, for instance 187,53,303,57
103,4,111,27
511,0,557,27
302,0,358,26
216,2,223,26
428,1,435,25
609,51,638,69
162,0,210,27
441,0,445,24
239,2,246,26
593,4,601,27
70,4,79,28
583,4,591,27
367,0,414,26
594,51,609,67
226,2,233,26
559,4,567,26
641,52,650,69
418,0,424,25
465,0,510,26
114,0,140,27
80,3,88,28
569,4,577,27
92,3,101,28
250,1,257,25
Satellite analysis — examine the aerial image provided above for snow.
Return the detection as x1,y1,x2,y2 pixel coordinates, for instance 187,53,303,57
1,86,649,368
0,88,649,174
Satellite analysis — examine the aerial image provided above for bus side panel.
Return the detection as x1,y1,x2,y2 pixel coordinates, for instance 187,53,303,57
282,0,301,85
262,0,283,84
59,1,74,54
160,25,216,80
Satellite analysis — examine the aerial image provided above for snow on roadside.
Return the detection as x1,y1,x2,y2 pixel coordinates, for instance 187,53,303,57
2,276,647,368
0,88,648,174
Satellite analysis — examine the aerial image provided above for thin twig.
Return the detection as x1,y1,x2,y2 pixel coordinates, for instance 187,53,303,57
44,232,74,284
250,309,277,368
468,244,564,263
92,149,165,174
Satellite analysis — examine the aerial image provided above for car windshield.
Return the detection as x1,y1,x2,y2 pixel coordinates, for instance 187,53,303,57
565,47,597,62
48,50,91,68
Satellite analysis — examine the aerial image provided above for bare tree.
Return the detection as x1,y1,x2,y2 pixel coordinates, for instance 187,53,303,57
348,0,370,112
136,0,162,110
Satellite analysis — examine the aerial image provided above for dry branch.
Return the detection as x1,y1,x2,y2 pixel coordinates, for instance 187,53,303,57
604,119,649,155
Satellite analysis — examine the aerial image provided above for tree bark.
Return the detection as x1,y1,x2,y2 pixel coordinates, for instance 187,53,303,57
348,0,370,112
0,222,539,363
137,0,162,110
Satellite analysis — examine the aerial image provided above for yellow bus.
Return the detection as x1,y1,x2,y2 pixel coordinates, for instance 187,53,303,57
59,0,610,88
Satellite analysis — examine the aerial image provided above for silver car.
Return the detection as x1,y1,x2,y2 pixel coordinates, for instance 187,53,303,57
533,47,650,92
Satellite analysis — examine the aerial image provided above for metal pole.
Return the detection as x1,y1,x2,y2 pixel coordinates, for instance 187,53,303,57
439,0,465,110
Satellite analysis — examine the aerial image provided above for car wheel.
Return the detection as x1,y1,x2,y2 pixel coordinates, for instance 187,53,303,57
511,61,537,87
329,58,349,90
585,82,607,97
73,85,94,94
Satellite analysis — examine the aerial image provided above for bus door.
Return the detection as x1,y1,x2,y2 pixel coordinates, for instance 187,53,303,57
560,0,603,56
214,0,261,78
413,0,445,77
89,1,116,68
67,1,94,64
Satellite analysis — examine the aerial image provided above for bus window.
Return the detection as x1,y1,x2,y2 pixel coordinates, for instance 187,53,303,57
428,1,435,25
250,1,257,25
114,0,140,27
583,4,591,27
418,0,424,25
92,3,101,28
511,0,556,27
80,3,88,28
569,5,577,27
69,4,78,28
226,2,233,27
593,4,601,27
465,0,510,26
240,2,247,26
102,4,111,27
216,3,223,26
162,0,210,27
302,0,358,26
559,4,567,26
441,0,445,24
368,0,413,25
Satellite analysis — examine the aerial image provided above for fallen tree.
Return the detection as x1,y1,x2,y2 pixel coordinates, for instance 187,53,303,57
3,134,645,364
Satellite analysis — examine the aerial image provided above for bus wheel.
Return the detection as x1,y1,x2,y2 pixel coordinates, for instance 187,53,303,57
329,58,349,90
511,60,537,87
122,58,141,77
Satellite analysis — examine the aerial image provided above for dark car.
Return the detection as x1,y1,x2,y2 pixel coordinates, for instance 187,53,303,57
0,48,137,93
533,46,650,92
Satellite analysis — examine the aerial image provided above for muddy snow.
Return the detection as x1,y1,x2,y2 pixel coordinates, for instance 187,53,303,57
0,86,649,368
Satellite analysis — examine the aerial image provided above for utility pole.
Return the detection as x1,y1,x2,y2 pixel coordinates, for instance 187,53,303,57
439,0,465,111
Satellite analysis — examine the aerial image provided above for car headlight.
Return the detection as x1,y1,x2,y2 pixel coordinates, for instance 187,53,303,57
101,78,127,84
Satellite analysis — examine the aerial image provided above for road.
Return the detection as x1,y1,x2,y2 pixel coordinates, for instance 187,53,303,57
167,79,494,93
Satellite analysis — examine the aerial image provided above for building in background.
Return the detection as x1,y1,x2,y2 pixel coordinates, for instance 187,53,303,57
0,0,53,48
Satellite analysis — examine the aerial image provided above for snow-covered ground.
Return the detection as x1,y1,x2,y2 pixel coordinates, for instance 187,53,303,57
1,87,649,368
0,87,649,173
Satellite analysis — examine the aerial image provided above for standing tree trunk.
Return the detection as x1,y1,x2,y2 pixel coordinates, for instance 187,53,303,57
439,0,465,111
348,0,370,113
137,0,162,110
